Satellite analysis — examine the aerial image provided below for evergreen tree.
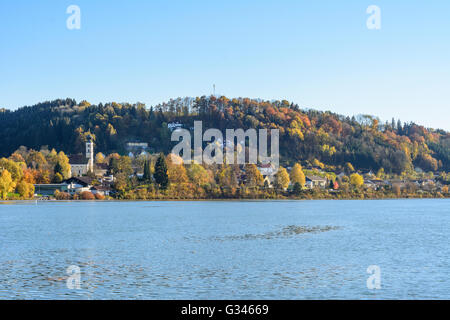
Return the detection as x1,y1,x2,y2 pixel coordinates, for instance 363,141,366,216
54,162,63,175
154,153,169,190
293,182,302,195
143,160,152,181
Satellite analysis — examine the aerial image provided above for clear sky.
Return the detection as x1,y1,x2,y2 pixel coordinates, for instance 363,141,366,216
1,0,449,130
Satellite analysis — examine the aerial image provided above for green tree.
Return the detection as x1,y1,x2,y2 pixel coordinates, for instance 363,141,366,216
143,160,152,181
187,163,212,186
154,153,169,190
110,156,133,176
113,172,128,192
293,182,302,195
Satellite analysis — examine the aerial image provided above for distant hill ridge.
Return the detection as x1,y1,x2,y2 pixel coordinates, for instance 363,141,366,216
0,97,449,173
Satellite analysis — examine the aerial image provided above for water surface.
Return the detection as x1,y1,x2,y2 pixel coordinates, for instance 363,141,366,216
0,199,449,299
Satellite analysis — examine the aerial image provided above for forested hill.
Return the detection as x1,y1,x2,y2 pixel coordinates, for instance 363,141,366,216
0,97,449,173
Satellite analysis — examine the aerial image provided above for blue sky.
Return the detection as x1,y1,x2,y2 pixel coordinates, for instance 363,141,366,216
1,0,449,130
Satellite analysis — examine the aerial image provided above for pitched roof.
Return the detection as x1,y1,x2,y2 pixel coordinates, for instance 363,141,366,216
90,185,111,191
63,176,94,187
69,154,89,165
306,175,327,182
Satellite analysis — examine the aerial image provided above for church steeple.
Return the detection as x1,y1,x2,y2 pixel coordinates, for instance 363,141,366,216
86,135,94,172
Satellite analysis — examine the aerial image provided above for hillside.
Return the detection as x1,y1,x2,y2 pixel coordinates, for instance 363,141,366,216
0,96,449,173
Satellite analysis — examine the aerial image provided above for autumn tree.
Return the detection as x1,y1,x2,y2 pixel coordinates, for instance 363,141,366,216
16,181,35,199
275,167,290,190
95,152,105,164
110,156,133,176
0,158,23,182
216,165,238,189
376,168,385,179
350,173,364,188
188,163,213,186
80,191,95,200
345,162,355,174
26,151,47,170
54,172,63,183
166,154,188,184
244,164,264,188
0,170,15,200
290,163,305,186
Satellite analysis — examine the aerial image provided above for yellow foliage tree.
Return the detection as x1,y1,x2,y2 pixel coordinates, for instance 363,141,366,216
244,164,264,187
0,170,16,200
16,181,35,199
187,163,213,186
290,163,305,186
95,152,105,164
312,158,325,169
350,173,364,188
57,151,71,179
275,167,290,190
166,154,188,184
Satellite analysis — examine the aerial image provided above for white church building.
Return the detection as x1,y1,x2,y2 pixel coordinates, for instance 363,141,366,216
69,135,95,177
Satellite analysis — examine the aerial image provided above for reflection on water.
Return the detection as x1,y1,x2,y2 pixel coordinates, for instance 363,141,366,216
0,200,449,299
209,225,341,241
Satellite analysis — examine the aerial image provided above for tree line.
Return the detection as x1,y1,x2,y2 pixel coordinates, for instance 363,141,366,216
0,96,449,175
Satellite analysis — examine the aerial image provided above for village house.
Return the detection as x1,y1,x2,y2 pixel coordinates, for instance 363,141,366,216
33,183,69,196
126,141,148,150
258,163,276,176
257,163,277,188
90,185,111,197
337,172,346,179
167,122,183,131
62,176,94,195
305,176,328,189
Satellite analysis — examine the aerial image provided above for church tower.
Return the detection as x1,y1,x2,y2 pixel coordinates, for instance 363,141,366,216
86,135,94,172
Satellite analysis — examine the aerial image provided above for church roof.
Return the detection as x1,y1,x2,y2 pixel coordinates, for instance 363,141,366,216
69,154,89,165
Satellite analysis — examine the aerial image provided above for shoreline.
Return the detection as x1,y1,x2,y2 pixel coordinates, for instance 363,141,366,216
1,197,449,204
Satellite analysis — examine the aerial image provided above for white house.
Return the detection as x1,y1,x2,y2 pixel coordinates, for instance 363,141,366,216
305,176,328,189
62,177,94,195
